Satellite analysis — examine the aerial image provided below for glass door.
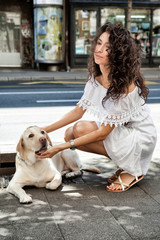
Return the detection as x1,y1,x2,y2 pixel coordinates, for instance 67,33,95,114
130,9,151,64
101,8,125,26
70,8,97,68
75,10,97,56
0,12,21,67
153,9,160,57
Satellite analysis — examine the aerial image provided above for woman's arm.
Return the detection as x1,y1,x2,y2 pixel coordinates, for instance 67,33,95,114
38,123,115,158
72,122,114,146
43,105,85,133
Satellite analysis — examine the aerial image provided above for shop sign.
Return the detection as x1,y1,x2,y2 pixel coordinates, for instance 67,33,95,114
34,0,62,6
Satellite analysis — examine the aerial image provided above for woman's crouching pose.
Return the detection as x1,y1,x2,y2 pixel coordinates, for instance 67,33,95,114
37,22,157,192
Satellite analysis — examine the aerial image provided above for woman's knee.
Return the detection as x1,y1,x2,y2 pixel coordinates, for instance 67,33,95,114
73,121,97,138
64,126,74,142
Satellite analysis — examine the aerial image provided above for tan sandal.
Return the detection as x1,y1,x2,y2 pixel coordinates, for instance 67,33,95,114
108,168,123,183
107,172,144,192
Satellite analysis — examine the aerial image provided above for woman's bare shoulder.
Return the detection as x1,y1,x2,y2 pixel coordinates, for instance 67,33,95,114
127,82,136,94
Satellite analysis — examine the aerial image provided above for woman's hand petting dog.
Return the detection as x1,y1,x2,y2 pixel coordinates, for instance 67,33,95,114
36,146,59,158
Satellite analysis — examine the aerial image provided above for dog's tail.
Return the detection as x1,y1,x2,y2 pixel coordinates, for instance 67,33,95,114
81,166,101,174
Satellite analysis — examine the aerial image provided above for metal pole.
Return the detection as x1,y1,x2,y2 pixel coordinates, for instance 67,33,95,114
126,0,132,31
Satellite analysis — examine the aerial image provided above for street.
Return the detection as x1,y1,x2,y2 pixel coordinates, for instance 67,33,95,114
0,80,160,108
0,81,85,108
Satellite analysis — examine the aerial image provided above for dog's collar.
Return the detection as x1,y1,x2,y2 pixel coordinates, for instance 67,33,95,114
17,152,26,163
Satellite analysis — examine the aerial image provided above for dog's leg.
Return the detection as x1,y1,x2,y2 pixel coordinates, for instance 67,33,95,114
7,181,32,204
45,171,62,190
61,150,82,178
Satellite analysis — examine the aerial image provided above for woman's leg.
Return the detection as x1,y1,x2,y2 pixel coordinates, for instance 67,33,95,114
65,120,143,192
64,120,110,158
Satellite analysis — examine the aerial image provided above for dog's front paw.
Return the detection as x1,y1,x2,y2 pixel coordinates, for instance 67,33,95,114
20,194,32,204
46,180,61,190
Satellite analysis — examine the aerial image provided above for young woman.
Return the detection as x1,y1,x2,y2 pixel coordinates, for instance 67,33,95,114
38,22,157,192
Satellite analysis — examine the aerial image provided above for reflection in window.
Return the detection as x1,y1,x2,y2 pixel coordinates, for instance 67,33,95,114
75,10,97,55
130,9,150,58
101,8,125,26
153,9,160,57
0,12,20,53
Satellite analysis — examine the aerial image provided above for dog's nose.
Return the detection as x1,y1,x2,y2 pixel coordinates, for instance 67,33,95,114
39,137,46,145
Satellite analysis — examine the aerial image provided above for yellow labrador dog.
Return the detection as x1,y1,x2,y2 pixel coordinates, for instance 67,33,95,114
7,126,100,203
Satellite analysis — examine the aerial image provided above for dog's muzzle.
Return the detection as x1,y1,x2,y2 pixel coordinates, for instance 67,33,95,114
35,137,47,155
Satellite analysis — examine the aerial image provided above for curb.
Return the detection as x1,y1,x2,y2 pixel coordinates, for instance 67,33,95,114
145,76,160,80
0,76,88,82
0,76,159,82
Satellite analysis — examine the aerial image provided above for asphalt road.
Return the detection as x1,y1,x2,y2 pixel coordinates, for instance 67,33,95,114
0,80,160,108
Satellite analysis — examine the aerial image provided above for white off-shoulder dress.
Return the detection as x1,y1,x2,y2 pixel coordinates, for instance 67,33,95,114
78,76,157,177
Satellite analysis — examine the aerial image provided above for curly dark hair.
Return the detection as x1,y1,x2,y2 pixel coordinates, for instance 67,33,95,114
88,22,149,102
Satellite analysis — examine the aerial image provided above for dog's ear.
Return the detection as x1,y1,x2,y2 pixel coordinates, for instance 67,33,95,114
16,137,25,155
46,133,53,147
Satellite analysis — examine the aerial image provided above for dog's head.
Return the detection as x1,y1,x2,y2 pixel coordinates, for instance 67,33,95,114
16,126,52,165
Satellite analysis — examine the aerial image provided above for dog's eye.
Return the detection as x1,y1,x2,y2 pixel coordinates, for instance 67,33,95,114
41,131,45,134
29,134,34,138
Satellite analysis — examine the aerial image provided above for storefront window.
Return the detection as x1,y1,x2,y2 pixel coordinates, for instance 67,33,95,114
0,12,21,66
75,10,97,55
152,9,160,57
130,9,150,58
34,7,63,62
101,8,125,26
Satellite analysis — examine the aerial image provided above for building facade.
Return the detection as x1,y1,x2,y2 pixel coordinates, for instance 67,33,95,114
0,0,160,69
0,0,33,68
69,0,160,68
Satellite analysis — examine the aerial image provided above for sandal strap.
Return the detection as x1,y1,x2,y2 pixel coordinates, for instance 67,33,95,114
135,176,138,181
111,171,143,190
112,172,137,191
113,181,129,188
113,175,129,190
108,174,144,192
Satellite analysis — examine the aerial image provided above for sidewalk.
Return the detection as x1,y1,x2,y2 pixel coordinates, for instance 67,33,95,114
0,69,160,239
0,69,88,82
0,67,160,82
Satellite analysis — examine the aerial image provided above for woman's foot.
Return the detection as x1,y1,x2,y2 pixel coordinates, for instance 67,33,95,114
107,172,144,192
